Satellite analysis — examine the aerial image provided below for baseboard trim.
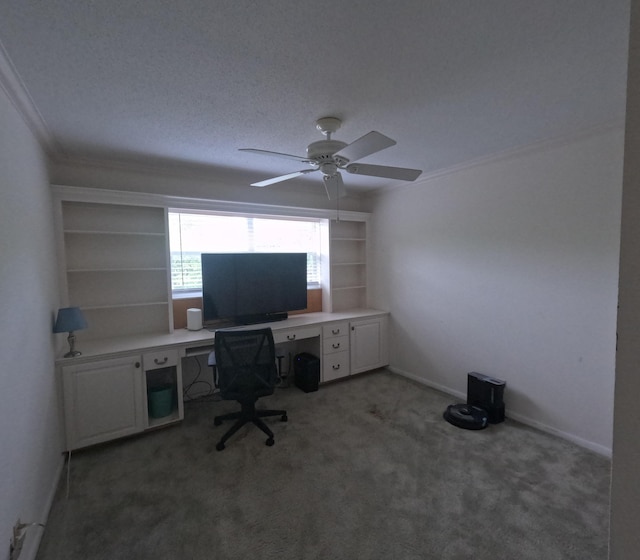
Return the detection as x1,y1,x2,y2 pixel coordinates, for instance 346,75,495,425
388,366,612,458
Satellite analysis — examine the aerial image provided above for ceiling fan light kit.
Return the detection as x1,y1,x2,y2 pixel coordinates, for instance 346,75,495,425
240,117,422,199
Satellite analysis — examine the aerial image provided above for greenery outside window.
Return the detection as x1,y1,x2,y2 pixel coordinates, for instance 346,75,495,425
169,211,323,295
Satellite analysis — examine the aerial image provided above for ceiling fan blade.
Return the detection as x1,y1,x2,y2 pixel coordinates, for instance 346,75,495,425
240,148,312,164
322,172,344,200
334,131,396,163
251,169,316,187
345,163,422,181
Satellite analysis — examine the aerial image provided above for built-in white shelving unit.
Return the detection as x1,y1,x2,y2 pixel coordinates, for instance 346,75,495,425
52,187,384,451
328,219,367,311
60,201,172,341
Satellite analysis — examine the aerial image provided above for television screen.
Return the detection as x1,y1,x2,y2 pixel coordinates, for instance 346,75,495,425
201,253,308,325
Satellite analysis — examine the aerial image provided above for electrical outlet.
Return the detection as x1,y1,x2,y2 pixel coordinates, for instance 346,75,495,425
9,519,26,560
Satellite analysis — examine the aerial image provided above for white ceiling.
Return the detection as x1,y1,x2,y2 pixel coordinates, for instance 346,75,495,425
0,0,630,196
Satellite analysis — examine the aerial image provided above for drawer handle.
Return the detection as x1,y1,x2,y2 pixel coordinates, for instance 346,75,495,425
135,362,141,368
332,329,340,335
154,357,169,365
287,334,296,341
332,364,341,370
332,343,341,349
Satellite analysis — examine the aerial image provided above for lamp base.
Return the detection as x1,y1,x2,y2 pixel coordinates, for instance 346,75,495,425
65,331,81,358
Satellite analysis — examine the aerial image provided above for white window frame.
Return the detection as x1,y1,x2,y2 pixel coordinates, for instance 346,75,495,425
169,209,324,298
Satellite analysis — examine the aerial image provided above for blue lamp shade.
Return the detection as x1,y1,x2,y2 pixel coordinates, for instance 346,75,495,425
53,307,88,333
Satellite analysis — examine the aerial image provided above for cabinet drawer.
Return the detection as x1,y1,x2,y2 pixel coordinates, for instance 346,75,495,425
273,326,321,344
323,335,349,355
322,350,350,382
323,322,349,339
143,348,178,370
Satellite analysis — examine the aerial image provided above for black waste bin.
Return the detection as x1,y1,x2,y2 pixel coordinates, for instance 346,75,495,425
294,352,320,393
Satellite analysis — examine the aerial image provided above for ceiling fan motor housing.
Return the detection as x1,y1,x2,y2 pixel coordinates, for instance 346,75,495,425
306,139,348,162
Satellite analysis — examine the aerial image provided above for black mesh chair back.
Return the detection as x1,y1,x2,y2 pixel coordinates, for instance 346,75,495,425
215,328,278,401
211,328,287,450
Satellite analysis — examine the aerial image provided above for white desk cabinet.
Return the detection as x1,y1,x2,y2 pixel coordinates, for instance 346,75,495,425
322,321,350,382
350,316,389,375
322,316,388,381
57,310,388,450
62,355,145,450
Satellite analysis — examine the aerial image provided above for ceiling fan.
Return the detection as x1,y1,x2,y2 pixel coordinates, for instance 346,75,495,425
240,117,422,199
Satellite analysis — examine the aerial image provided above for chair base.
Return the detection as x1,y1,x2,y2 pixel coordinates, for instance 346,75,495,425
214,400,287,450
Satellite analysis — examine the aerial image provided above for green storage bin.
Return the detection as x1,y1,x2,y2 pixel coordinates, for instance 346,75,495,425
148,385,173,418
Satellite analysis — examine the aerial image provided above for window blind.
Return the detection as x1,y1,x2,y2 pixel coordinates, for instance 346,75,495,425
169,211,322,293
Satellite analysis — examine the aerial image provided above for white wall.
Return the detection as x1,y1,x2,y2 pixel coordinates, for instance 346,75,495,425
0,86,63,557
610,0,640,556
368,127,623,453
50,159,368,213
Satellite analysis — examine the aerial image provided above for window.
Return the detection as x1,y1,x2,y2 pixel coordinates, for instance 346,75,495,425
169,211,323,294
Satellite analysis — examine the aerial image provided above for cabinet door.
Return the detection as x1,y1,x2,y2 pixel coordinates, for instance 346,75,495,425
350,317,389,374
62,355,144,450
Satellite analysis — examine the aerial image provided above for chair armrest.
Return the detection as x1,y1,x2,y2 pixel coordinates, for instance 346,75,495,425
207,351,216,367
207,351,219,388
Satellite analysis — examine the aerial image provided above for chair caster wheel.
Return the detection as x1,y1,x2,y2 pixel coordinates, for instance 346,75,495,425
281,414,288,422
214,418,222,426
216,442,225,451
266,438,275,447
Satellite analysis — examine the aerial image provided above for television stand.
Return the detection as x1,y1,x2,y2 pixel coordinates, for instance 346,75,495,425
235,312,289,325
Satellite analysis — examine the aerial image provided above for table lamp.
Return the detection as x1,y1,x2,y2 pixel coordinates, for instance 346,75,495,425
54,307,88,357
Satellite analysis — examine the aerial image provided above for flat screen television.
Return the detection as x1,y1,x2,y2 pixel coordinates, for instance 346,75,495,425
201,253,308,326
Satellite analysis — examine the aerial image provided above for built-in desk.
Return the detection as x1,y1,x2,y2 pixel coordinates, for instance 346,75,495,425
56,309,389,451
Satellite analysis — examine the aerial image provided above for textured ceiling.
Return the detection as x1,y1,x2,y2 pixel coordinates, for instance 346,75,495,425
0,0,631,196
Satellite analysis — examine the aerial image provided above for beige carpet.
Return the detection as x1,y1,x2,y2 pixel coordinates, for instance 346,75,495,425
36,369,611,560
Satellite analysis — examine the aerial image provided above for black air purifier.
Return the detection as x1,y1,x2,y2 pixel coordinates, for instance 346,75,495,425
467,372,506,424
294,352,320,393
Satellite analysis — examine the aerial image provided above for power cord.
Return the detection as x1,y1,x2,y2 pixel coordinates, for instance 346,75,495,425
182,355,215,401
276,352,294,388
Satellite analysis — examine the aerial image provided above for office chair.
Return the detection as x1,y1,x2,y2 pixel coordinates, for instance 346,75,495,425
209,328,287,451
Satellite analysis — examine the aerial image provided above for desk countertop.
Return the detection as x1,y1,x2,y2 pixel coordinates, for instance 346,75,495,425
55,309,389,365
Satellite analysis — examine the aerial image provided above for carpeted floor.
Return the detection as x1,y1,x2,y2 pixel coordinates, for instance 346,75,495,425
36,369,611,560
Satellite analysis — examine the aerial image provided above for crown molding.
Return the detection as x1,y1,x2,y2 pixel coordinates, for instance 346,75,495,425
0,38,57,154
370,120,625,198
